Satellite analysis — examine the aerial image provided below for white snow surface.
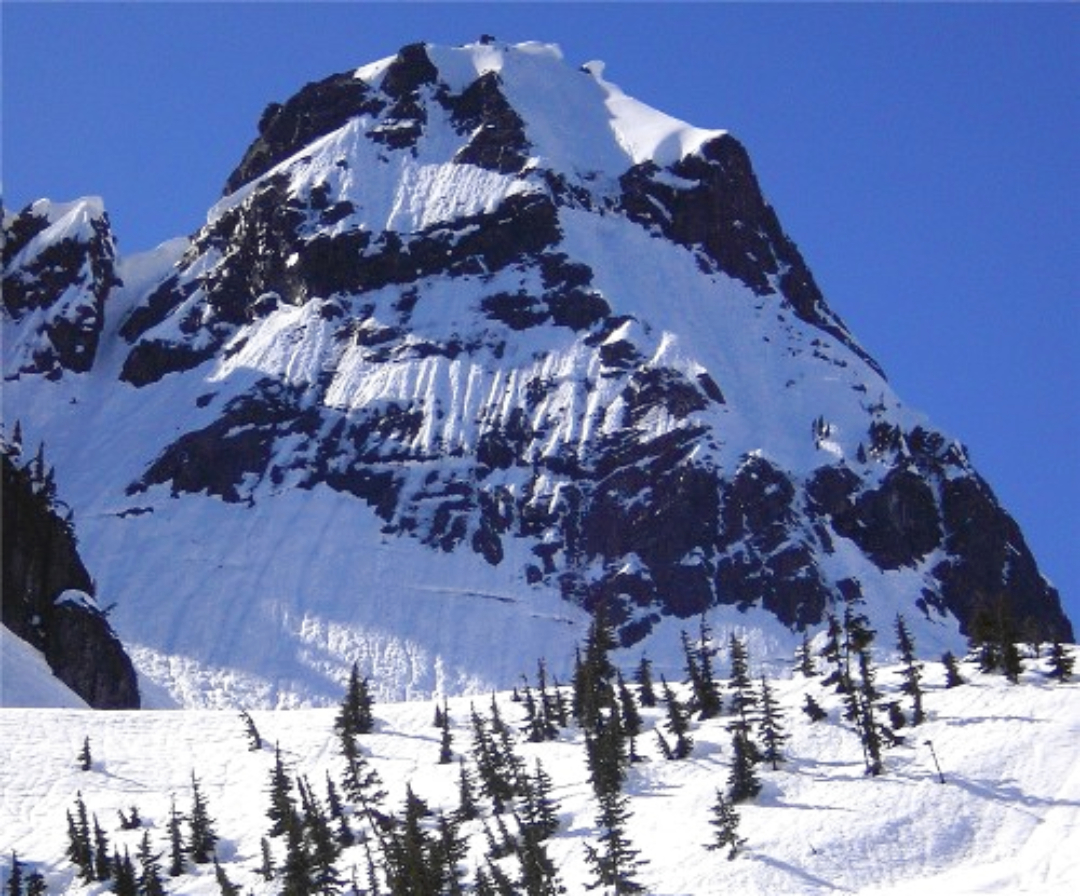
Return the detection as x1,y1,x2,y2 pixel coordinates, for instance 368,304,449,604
2,654,1078,894
0,627,88,709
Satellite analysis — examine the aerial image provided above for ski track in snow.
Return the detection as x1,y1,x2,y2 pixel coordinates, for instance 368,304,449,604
2,653,1078,895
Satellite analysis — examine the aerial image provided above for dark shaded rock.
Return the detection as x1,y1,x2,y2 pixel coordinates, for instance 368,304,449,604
224,71,384,195
849,468,941,569
622,367,709,427
584,429,717,568
2,202,121,378
618,135,884,379
2,452,139,708
935,473,1072,641
370,43,440,151
447,71,531,174
719,455,796,554
481,292,550,330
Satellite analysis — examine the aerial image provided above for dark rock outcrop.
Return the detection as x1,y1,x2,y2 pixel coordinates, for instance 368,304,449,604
2,451,140,708
618,135,884,378
2,200,121,379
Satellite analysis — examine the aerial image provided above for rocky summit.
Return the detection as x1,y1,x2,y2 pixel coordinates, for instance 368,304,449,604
2,40,1070,707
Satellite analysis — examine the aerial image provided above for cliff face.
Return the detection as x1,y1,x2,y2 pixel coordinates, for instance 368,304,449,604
2,450,140,708
0,40,1069,706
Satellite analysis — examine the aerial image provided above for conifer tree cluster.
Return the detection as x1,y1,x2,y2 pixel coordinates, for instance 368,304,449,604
5,852,48,895
60,775,220,895
40,586,1067,896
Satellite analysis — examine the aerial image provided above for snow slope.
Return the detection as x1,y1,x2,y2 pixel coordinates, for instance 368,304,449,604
2,651,1078,895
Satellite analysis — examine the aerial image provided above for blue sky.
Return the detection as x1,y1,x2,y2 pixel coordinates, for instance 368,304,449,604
4,2,1078,630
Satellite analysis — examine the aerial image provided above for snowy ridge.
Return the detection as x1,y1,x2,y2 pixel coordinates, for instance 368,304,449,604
2,653,1078,894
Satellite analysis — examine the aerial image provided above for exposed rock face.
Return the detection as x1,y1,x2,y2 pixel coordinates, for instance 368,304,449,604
2,198,121,379
1,451,140,708
0,40,1070,705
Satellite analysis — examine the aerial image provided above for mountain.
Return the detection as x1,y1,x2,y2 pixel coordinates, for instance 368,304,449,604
1,39,1070,708
2,653,1079,894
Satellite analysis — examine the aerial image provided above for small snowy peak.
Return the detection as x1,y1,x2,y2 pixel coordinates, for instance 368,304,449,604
6,196,109,270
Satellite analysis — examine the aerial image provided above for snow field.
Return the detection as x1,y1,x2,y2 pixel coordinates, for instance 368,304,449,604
3,652,1078,895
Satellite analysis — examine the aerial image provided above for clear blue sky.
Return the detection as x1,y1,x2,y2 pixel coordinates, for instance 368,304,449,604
4,2,1078,631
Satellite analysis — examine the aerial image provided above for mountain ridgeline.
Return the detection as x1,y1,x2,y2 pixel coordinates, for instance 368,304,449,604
1,40,1069,707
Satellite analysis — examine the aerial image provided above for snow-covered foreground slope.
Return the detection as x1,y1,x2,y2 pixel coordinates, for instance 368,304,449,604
3,653,1078,895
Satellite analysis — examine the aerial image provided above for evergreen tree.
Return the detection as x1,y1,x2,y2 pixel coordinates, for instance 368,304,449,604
583,789,646,894
67,793,93,882
757,676,788,771
515,813,566,896
894,615,926,725
437,698,454,763
280,811,313,896
325,772,345,821
704,789,745,860
852,646,886,776
615,672,643,762
258,836,275,881
24,872,46,896
489,693,528,791
549,675,570,729
335,663,375,744
819,613,846,691
802,694,828,723
453,759,480,824
969,595,1023,682
136,830,165,896
535,659,563,739
633,655,656,708
92,814,111,882
481,859,517,896
1047,641,1075,682
585,713,628,800
340,736,388,821
78,736,93,772
112,849,138,896
727,635,758,726
520,759,561,841
794,632,817,677
727,729,761,804
213,857,240,896
166,796,185,877
695,617,724,719
680,629,705,713
239,710,262,751
470,704,520,814
362,839,383,896
299,776,343,895
24,870,46,896
383,784,443,896
325,773,353,848
942,651,965,688
187,772,218,864
658,676,694,760
6,852,22,896
574,603,618,733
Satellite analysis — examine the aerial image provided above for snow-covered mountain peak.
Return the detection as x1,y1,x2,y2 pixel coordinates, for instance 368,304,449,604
2,39,1071,709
